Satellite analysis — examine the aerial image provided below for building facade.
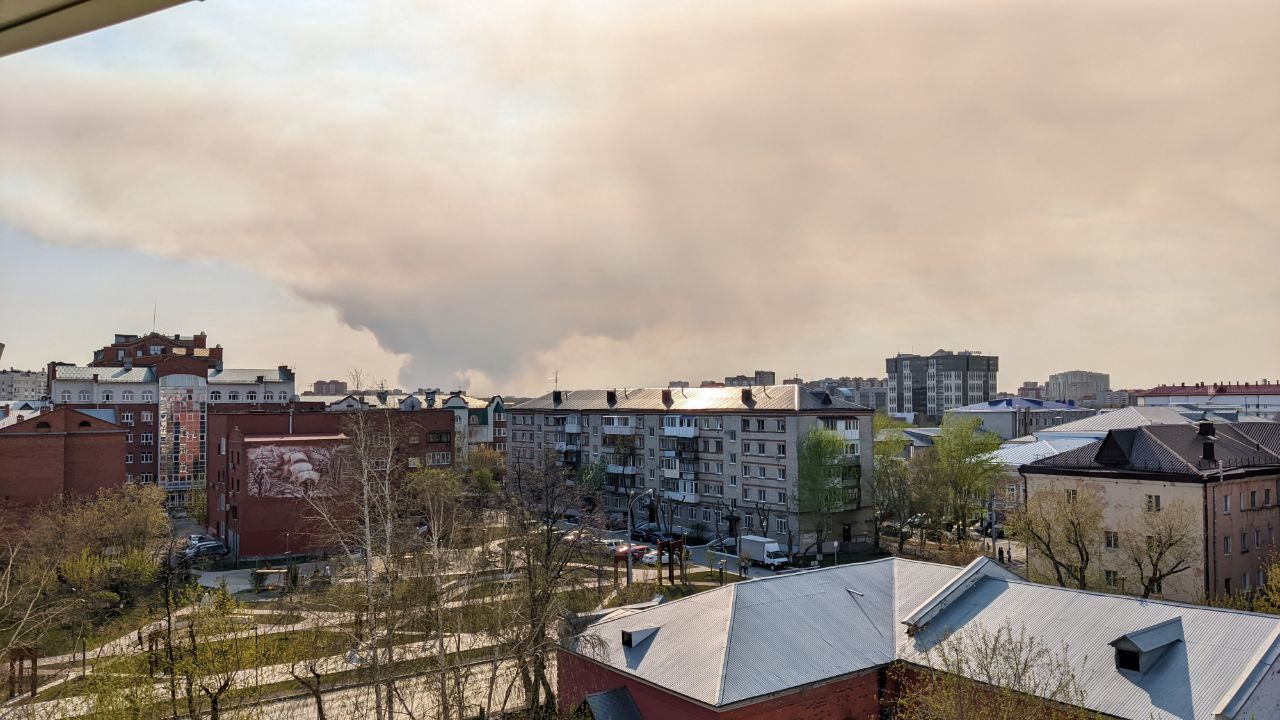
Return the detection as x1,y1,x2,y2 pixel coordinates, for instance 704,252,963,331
1138,382,1280,417
204,407,455,558
1046,370,1111,408
0,407,126,508
886,350,998,421
1015,381,1044,399
724,370,776,387
944,397,1096,441
1021,421,1280,601
0,368,47,401
508,385,874,550
47,332,298,512
310,379,348,396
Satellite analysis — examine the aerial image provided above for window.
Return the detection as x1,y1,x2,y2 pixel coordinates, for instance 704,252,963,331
729,475,737,487
141,391,154,402
142,452,153,464
78,390,91,402
1241,493,1247,512
247,392,258,402
1225,577,1232,593
1224,495,1231,514
126,453,133,464
101,391,113,402
756,488,766,501
744,514,754,531
126,433,134,443
1065,488,1078,503
59,390,71,403
776,516,787,533
756,419,765,431
776,419,786,432
1256,529,1263,549
1146,495,1162,512
1105,531,1119,549
1251,490,1258,509
1105,570,1120,588
1245,573,1252,590
122,390,134,402
757,466,766,478
1116,649,1140,672
777,490,787,504
729,453,737,464
728,430,736,441
702,508,711,522
1224,535,1232,555
141,411,153,423
1242,532,1249,553
121,412,134,425
1267,489,1273,507
141,433,153,445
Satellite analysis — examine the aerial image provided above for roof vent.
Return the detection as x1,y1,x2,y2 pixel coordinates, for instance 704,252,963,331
821,391,833,405
1198,420,1216,437
661,389,673,407
741,387,753,405
606,390,618,407
1110,618,1182,675
552,390,563,406
1203,439,1215,463
621,627,658,648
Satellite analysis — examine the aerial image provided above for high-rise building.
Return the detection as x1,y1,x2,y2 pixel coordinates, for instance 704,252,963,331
724,370,776,387
0,368,47,401
311,379,348,395
1016,381,1044,400
507,385,874,551
886,350,998,420
1045,370,1110,408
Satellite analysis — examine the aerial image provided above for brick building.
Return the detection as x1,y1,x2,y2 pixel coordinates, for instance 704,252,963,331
47,331,300,511
560,556,1280,720
204,408,455,558
0,407,126,508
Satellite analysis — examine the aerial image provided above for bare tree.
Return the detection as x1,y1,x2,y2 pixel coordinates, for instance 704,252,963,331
1010,485,1105,590
1119,499,1197,599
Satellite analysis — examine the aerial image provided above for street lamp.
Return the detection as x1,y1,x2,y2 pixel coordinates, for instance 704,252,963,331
626,488,654,585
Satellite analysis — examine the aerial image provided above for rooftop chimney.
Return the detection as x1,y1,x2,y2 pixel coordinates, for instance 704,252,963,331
552,390,563,406
1202,440,1215,463
741,387,753,405
661,389,673,407
606,389,617,407
1198,420,1216,437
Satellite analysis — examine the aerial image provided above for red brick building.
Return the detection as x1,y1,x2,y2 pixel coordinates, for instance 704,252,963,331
559,557,1280,720
89,332,223,368
204,408,455,558
0,407,126,508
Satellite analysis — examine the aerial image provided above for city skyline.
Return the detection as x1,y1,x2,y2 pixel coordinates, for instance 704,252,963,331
3,0,1278,397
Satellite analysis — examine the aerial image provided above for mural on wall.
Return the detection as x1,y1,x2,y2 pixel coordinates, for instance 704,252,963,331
247,445,336,498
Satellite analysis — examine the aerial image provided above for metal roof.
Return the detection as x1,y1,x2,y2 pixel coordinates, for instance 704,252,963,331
512,385,871,414
0,0,192,58
1028,422,1280,477
207,368,292,384
569,557,1280,719
1035,406,1193,436
992,438,1094,466
54,366,155,383
948,397,1080,412
583,687,643,720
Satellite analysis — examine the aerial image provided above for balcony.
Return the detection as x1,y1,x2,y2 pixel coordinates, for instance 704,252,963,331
838,428,859,441
607,463,638,475
663,490,699,504
563,421,581,434
662,467,681,479
554,442,579,452
662,425,698,438
602,425,634,436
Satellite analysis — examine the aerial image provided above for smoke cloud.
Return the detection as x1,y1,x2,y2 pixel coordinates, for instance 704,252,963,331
2,0,1277,394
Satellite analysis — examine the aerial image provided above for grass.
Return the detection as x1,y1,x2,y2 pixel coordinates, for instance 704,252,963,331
684,570,743,585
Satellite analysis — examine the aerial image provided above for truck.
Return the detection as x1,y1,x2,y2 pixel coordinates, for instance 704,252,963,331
738,535,789,571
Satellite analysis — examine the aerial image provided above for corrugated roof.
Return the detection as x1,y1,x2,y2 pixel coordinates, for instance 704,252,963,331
1140,384,1280,397
512,385,870,413
1035,406,1192,436
583,687,643,720
1029,422,1280,476
570,557,1280,719
992,438,1094,466
948,398,1080,412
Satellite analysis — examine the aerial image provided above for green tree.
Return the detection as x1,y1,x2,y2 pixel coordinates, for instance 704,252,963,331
932,417,1003,540
797,426,850,562
871,413,914,553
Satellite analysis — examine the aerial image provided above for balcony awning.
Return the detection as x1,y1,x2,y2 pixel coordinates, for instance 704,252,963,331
1,0,191,57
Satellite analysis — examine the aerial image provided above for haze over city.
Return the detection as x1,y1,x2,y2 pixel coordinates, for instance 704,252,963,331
3,0,1278,395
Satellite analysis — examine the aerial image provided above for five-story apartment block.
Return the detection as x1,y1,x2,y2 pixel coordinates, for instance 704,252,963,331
508,385,874,551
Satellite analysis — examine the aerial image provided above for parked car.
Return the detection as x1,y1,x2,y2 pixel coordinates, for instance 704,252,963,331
641,550,671,566
188,534,212,546
182,540,228,559
615,543,651,561
879,522,912,540
738,535,788,571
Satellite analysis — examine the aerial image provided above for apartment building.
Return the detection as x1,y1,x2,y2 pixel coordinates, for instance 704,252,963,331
508,385,874,551
724,370,776,387
1046,370,1111,408
945,397,1096,440
1021,421,1280,601
0,368,47,401
886,350,998,421
1138,381,1280,417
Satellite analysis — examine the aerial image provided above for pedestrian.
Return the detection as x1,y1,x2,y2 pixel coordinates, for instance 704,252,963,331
998,547,1005,564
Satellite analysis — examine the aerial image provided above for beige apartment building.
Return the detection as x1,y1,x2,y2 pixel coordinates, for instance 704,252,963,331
507,385,874,551
1021,421,1280,601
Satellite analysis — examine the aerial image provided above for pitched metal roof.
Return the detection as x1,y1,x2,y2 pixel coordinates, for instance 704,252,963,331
948,397,1080,412
207,368,292,384
1028,422,1280,476
992,438,1095,466
1139,384,1280,397
1034,406,1193,435
512,385,870,413
569,557,1280,719
54,366,155,383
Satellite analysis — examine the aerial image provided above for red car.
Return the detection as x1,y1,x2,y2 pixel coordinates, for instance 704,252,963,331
614,543,650,561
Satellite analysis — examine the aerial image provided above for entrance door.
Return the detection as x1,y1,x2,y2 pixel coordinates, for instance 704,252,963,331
842,524,852,543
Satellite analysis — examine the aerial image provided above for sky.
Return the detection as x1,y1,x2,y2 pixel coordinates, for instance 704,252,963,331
1,0,1277,396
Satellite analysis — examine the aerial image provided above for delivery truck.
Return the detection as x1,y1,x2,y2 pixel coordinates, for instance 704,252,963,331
738,535,789,571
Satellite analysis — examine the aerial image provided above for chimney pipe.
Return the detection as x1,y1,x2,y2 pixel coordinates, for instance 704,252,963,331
1198,420,1215,437
1202,440,1215,463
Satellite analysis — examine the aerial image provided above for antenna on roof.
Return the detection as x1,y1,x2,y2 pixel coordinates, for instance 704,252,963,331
151,299,157,333
548,369,559,391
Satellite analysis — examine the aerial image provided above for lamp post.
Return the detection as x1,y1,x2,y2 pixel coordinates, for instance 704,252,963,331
626,488,654,585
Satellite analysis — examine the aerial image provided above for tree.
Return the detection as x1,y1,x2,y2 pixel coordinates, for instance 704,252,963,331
893,621,1095,720
871,413,914,553
1009,485,1105,590
797,427,849,561
1119,499,1197,599
932,417,1003,540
